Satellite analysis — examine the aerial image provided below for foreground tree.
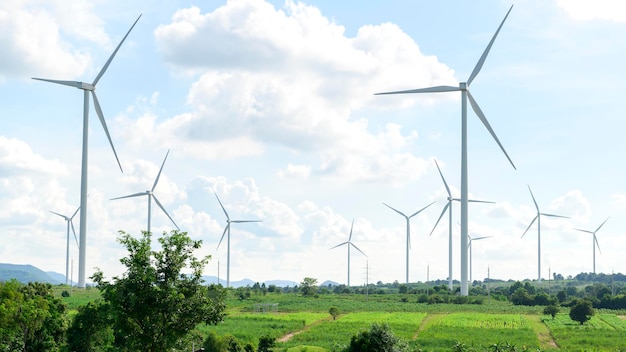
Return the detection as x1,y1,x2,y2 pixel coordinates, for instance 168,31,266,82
91,230,226,351
543,305,560,320
345,323,408,352
300,277,318,297
569,299,594,325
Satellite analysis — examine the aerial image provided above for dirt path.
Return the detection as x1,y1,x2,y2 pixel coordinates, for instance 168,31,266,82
277,316,333,343
525,315,558,350
413,313,446,340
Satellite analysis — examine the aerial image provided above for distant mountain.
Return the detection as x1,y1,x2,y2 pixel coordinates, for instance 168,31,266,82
0,263,63,284
320,280,340,287
201,276,298,288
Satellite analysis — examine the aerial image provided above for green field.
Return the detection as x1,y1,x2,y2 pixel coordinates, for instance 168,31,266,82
53,287,626,351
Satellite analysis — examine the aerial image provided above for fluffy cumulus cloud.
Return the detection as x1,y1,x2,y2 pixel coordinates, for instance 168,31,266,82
557,0,626,22
0,0,112,80
143,0,457,183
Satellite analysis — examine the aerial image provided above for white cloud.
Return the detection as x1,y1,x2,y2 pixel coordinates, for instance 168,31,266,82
557,0,626,22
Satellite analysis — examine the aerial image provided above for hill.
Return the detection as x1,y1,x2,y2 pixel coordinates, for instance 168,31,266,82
0,263,63,284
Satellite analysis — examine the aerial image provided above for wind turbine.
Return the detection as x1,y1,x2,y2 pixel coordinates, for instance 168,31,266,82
50,206,80,285
468,233,492,284
383,201,434,284
329,219,367,287
111,149,179,234
429,159,494,291
574,217,609,274
521,185,569,282
215,192,261,288
376,6,515,295
32,15,141,288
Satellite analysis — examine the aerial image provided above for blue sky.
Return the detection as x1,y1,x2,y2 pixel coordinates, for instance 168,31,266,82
1,0,626,286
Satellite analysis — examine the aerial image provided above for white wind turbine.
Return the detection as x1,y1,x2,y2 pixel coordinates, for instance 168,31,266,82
383,201,435,284
430,159,494,291
330,219,367,287
376,6,515,295
50,206,80,285
215,192,261,288
574,217,609,274
32,15,141,288
111,150,179,234
467,233,492,284
521,185,569,282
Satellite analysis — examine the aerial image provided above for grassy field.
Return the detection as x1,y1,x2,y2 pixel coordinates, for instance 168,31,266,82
53,286,626,351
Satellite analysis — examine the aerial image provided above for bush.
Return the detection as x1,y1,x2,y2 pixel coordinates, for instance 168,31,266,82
569,299,594,325
61,290,70,297
344,323,408,352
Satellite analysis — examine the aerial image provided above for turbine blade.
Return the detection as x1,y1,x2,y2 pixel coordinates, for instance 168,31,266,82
434,159,452,197
152,149,170,192
49,211,68,220
217,224,229,250
429,202,450,236
92,91,124,173
467,4,514,85
110,192,147,200
541,213,569,219
348,219,355,241
153,195,179,230
521,216,538,238
31,78,83,89
409,201,435,218
467,91,516,169
70,221,79,248
596,217,610,233
383,203,407,218
214,192,230,221
92,14,142,86
375,85,461,95
350,243,367,257
595,235,602,255
527,185,540,212
231,220,262,223
473,236,492,241
574,228,593,234
70,206,80,220
468,199,495,204
329,242,348,250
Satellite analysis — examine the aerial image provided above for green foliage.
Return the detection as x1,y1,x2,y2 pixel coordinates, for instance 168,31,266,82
61,290,70,297
258,334,276,352
66,300,113,351
0,280,67,352
542,305,559,320
300,277,318,297
91,230,227,352
344,323,408,352
569,299,594,325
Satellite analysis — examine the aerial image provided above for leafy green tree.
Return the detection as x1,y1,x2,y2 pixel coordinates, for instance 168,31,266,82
66,300,113,351
569,299,595,325
300,277,318,297
543,305,560,320
329,306,340,320
345,323,408,352
91,230,227,352
257,335,276,352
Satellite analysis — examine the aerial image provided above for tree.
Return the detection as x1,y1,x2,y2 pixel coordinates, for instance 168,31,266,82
543,305,560,320
300,277,318,297
66,300,113,351
345,323,408,352
569,299,595,325
257,335,276,352
329,306,340,320
91,230,227,352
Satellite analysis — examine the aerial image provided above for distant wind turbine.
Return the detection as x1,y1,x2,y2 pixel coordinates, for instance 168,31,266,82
111,150,179,234
430,159,494,290
376,6,515,295
215,192,261,288
383,201,434,284
521,185,569,282
574,217,609,274
330,219,367,287
468,233,492,284
50,206,80,285
33,15,141,288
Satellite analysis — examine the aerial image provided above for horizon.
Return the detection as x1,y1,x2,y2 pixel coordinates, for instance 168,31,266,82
1,0,626,286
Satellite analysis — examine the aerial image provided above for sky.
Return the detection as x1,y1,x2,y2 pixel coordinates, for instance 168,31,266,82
1,0,626,287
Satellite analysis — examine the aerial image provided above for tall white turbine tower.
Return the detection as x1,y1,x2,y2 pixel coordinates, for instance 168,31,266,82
215,193,261,288
111,150,179,234
330,219,367,287
376,6,515,295
574,217,609,274
50,206,80,285
521,185,569,282
33,15,141,288
467,234,492,284
383,201,434,284
430,159,494,291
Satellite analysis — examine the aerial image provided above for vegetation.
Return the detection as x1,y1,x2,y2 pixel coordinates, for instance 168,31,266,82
568,299,594,325
345,323,408,352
